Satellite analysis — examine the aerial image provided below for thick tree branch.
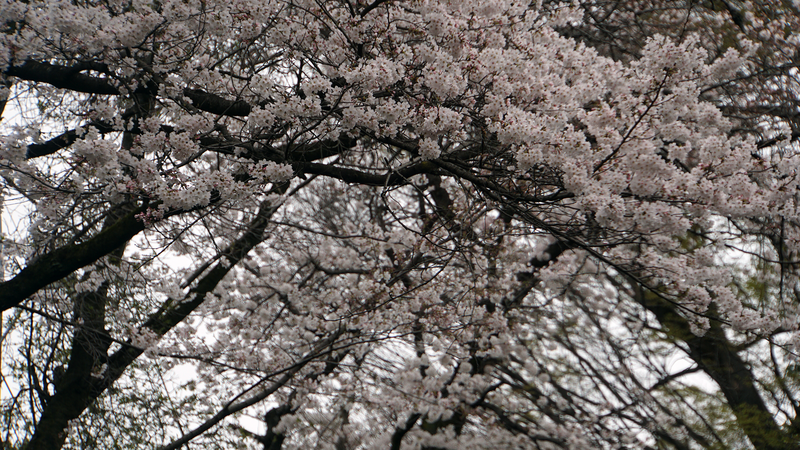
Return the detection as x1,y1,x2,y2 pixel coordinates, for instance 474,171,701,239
258,401,295,450
0,74,11,123
25,121,118,159
105,195,280,375
5,61,258,117
25,211,131,450
636,286,791,450
22,193,282,449
25,286,114,450
390,413,422,450
0,203,148,312
5,60,121,95
290,135,358,162
183,88,251,117
301,161,438,186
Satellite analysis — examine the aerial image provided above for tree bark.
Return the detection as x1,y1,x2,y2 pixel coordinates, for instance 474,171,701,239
637,287,791,450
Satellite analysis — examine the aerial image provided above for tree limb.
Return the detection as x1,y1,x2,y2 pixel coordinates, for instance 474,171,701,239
159,328,343,450
0,203,148,312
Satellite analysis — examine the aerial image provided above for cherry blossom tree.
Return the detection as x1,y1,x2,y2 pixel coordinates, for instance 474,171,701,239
1,0,800,449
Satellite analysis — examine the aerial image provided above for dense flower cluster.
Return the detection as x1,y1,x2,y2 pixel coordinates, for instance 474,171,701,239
2,0,800,449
